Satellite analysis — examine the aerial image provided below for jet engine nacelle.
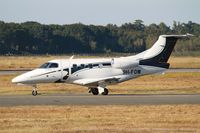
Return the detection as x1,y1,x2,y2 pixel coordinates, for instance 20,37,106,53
112,58,139,69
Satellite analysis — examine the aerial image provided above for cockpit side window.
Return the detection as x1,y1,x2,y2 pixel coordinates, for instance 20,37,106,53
39,63,58,68
49,63,59,68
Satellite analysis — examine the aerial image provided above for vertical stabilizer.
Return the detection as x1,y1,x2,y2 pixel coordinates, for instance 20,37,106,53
139,34,192,68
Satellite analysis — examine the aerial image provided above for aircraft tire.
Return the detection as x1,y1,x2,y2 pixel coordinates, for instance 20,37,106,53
102,88,109,95
91,88,99,95
32,90,38,96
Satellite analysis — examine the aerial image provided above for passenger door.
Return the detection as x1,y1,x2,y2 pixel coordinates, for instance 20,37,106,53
61,61,70,82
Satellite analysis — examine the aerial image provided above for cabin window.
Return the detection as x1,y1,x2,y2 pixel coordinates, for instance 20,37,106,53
88,64,93,68
80,64,85,68
85,64,89,68
77,66,82,70
103,63,111,66
71,64,77,74
69,62,111,74
92,64,99,67
73,64,77,68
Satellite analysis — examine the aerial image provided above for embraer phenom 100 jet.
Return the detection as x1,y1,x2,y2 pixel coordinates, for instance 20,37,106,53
12,34,193,96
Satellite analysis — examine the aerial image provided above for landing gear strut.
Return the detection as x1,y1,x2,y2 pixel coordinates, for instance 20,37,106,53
32,85,38,96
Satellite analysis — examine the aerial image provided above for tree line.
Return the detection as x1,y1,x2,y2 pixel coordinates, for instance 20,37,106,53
0,20,199,55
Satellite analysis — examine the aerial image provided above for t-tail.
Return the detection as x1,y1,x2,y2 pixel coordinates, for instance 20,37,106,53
139,33,193,69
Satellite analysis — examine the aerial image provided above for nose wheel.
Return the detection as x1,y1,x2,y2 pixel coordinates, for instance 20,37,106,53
32,90,38,96
32,85,38,96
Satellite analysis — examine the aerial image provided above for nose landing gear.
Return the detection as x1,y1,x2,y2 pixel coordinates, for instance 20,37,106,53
32,85,38,96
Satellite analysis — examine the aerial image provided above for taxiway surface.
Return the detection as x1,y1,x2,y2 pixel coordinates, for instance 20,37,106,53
0,94,200,106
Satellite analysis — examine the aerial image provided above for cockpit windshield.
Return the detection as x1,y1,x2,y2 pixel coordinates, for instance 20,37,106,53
39,62,59,68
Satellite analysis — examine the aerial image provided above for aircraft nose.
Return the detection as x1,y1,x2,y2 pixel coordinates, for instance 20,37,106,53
12,75,26,83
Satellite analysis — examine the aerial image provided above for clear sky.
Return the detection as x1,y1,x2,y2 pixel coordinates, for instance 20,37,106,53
0,0,199,26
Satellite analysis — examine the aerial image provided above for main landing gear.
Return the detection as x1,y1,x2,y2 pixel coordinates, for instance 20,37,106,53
89,87,109,95
32,85,38,96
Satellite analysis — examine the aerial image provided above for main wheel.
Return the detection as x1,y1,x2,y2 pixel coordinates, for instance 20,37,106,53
91,88,99,95
102,88,109,95
32,90,38,96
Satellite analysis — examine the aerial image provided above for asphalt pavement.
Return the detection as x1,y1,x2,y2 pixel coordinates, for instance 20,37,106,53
0,94,200,106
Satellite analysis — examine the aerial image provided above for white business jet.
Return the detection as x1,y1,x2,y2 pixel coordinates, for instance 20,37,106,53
12,34,193,96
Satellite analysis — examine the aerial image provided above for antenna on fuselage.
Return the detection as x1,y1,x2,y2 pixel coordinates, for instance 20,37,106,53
68,55,74,76
70,55,74,60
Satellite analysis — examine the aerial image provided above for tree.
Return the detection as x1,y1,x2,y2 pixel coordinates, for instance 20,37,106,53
0,20,199,55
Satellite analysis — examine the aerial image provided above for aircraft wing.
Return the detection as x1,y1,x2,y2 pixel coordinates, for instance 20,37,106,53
73,76,121,87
